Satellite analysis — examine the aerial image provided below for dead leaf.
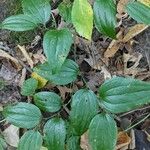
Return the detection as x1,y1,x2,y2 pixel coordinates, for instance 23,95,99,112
123,52,146,76
116,131,131,150
104,30,123,58
17,45,34,68
3,125,19,147
117,0,130,14
101,66,111,80
0,49,21,69
80,132,90,150
19,68,27,87
122,24,148,43
57,86,72,100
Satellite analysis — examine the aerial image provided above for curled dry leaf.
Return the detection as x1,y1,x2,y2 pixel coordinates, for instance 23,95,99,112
104,30,123,58
0,49,21,69
3,125,19,147
116,131,131,150
17,45,34,68
122,24,148,43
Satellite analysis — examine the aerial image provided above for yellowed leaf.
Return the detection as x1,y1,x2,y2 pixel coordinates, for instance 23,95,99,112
31,72,47,88
18,45,34,68
138,0,150,7
116,131,131,150
122,24,148,43
104,30,123,58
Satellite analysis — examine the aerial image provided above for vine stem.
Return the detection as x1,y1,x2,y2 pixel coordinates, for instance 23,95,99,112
125,113,150,132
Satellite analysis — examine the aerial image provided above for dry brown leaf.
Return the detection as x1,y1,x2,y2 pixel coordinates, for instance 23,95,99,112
104,30,123,58
122,24,148,43
116,131,131,150
117,0,130,14
0,49,21,69
80,132,90,150
3,125,19,147
17,45,34,68
57,86,72,100
19,68,27,87
123,52,146,76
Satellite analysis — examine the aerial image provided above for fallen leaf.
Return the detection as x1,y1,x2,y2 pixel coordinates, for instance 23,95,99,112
122,24,148,43
17,45,34,68
116,131,131,150
3,125,19,147
80,131,90,150
0,49,21,69
19,68,27,87
104,30,123,58
57,86,72,100
117,0,130,14
31,72,48,89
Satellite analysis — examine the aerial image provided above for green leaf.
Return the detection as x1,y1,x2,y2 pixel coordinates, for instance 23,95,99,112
22,0,51,24
70,89,99,135
93,0,116,39
89,113,117,150
44,118,66,150
1,14,38,31
3,102,42,129
71,0,93,40
18,130,43,150
58,2,72,23
99,77,150,113
66,136,81,150
126,1,150,25
21,78,38,96
34,59,79,85
43,29,73,72
34,91,62,112
0,137,7,150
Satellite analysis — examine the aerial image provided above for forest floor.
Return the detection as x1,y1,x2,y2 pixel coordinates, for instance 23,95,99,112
0,0,150,149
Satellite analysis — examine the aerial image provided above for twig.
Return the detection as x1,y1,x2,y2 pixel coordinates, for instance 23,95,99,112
119,105,150,117
125,113,150,132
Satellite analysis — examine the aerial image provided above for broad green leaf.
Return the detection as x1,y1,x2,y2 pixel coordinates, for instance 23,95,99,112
21,78,38,96
44,118,66,150
70,89,99,135
1,14,38,31
3,102,42,129
126,1,150,25
49,59,79,85
22,0,51,24
89,113,117,150
18,130,43,150
71,0,93,40
34,92,62,112
99,77,150,113
0,137,7,150
93,0,116,39
66,136,81,150
58,2,72,23
43,29,73,72
34,59,79,85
